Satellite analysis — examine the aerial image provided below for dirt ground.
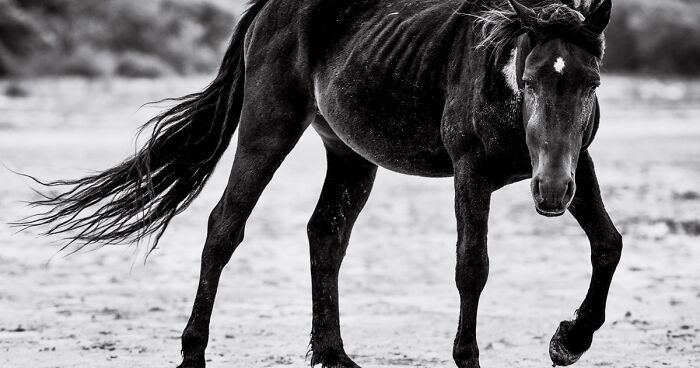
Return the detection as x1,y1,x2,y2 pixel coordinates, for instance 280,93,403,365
0,76,698,368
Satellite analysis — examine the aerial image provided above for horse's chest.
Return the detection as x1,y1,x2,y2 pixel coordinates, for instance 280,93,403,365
474,106,534,185
483,134,533,186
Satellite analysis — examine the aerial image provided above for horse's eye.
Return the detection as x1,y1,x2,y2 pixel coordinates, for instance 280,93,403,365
522,80,534,92
587,82,600,93
586,84,598,95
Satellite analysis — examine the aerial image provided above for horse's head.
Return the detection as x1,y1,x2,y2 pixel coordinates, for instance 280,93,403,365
509,0,611,216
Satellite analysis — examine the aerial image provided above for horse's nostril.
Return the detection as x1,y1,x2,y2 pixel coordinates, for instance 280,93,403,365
532,175,575,211
563,179,575,204
532,177,543,203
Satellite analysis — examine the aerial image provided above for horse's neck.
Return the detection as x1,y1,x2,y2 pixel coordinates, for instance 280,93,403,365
444,21,522,105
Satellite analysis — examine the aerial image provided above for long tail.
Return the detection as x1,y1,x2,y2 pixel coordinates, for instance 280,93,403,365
16,0,269,251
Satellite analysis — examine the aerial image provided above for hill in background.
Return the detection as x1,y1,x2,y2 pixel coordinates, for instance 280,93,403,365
0,0,240,78
606,0,700,76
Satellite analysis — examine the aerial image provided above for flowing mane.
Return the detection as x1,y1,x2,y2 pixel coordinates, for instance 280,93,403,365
473,0,606,59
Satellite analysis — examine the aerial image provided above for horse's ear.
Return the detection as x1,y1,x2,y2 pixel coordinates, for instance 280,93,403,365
509,0,538,29
515,34,533,89
583,0,612,34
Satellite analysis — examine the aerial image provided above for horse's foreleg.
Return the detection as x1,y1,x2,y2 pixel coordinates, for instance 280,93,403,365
451,154,493,368
549,152,623,367
308,138,377,368
178,83,311,368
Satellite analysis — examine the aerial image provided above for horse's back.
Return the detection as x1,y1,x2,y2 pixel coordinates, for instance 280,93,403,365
244,0,470,176
310,0,467,176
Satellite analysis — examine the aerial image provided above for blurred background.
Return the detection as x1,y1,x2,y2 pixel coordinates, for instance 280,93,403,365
0,0,243,79
0,1,699,367
1,0,700,79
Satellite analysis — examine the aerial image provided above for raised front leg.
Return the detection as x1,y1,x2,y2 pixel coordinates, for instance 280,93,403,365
451,154,493,368
549,152,623,366
307,140,377,368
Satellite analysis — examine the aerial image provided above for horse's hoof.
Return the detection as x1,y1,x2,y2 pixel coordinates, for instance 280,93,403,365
549,322,584,366
177,357,205,368
310,347,361,368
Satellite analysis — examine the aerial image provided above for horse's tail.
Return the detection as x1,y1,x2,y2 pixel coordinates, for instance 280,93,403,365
17,1,269,251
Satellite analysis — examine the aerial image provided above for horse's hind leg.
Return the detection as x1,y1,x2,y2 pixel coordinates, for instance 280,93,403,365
549,152,623,367
178,81,311,368
307,128,377,368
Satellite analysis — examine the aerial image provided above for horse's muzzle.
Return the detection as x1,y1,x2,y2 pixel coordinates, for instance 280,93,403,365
531,175,575,217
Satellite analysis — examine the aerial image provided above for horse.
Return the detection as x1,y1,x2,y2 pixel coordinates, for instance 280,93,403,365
19,0,623,367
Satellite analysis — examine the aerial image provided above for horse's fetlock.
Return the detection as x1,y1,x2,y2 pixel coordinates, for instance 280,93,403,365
591,315,606,330
578,312,605,332
453,334,479,366
452,350,480,368
182,327,207,348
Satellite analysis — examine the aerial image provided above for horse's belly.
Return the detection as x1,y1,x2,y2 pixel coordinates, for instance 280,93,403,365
315,93,453,177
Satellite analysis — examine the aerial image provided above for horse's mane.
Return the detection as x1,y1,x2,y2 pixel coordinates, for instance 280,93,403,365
473,0,605,59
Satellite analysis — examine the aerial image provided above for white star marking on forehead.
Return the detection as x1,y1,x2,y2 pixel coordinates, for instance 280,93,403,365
554,57,566,74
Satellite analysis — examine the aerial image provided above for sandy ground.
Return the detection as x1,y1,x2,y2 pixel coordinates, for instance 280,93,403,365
0,76,699,368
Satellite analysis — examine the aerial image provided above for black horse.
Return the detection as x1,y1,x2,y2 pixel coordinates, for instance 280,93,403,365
20,0,623,367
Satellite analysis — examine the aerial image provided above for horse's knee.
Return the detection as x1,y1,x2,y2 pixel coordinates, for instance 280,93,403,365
593,230,622,269
610,231,623,259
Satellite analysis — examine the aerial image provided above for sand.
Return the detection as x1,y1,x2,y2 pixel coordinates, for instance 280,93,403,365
0,76,698,367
